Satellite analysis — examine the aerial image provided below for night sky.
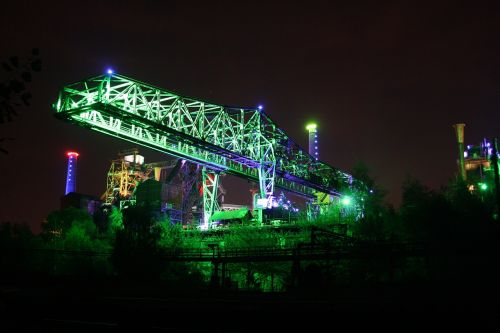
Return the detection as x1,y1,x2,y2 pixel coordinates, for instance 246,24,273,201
1,0,500,232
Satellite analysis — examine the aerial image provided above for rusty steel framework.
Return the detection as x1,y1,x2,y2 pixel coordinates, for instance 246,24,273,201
102,155,152,205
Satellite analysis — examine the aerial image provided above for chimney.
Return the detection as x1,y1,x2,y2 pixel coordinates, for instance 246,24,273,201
306,123,319,161
452,124,466,181
65,151,79,194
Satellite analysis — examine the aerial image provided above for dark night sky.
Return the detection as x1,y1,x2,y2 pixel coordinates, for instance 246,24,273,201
1,0,500,232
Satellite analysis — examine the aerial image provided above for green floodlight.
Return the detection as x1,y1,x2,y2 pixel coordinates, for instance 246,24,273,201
306,123,317,131
341,196,352,206
479,183,488,191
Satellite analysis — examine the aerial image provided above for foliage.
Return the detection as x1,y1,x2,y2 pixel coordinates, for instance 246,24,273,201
350,162,399,241
0,222,35,247
0,223,37,278
111,205,164,280
106,206,124,239
396,176,500,284
110,206,204,285
399,176,497,244
0,49,41,154
156,219,183,249
37,208,112,275
222,226,283,248
3,165,500,291
42,207,95,241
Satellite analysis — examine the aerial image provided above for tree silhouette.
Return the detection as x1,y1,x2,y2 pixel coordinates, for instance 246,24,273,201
0,48,41,154
111,206,166,281
350,162,397,241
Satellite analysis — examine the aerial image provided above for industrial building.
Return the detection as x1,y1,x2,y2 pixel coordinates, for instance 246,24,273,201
452,123,500,195
55,72,366,229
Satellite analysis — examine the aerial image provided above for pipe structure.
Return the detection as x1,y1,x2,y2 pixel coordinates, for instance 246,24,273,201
453,123,466,181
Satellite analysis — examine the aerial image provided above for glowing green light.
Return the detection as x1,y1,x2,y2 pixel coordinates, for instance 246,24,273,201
306,123,317,131
479,183,488,190
341,196,352,206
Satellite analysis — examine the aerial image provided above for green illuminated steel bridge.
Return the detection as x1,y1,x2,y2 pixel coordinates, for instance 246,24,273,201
53,73,354,227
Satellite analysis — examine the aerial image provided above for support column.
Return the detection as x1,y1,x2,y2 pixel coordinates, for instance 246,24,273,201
306,199,321,221
202,167,219,229
258,162,276,200
257,160,276,225
306,201,314,221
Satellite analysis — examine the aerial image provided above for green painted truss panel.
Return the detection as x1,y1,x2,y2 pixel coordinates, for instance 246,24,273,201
53,73,355,201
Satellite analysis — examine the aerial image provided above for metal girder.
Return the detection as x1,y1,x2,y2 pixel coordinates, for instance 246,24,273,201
102,158,151,204
202,167,219,229
258,140,276,205
180,162,201,226
53,73,354,201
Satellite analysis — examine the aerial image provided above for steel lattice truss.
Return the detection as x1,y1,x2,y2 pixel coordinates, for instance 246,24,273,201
102,158,151,204
54,73,353,204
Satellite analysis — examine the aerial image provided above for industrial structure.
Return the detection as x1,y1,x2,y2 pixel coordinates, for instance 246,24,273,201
306,123,319,161
452,123,500,197
61,151,102,214
54,72,363,228
65,151,79,195
101,148,151,207
99,149,229,225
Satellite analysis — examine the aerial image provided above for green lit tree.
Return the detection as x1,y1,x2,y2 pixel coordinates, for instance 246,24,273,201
42,207,94,241
106,206,124,239
39,207,113,275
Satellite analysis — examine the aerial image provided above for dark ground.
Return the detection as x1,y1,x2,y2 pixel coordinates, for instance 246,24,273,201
1,277,499,332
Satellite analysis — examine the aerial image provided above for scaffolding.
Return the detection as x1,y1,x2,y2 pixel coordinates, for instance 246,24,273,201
101,149,152,205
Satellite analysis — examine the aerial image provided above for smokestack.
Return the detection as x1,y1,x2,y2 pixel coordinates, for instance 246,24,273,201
490,138,500,214
65,151,79,194
452,123,466,181
306,123,319,161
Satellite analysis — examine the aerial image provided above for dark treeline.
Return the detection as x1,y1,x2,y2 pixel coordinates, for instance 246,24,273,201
1,166,500,297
